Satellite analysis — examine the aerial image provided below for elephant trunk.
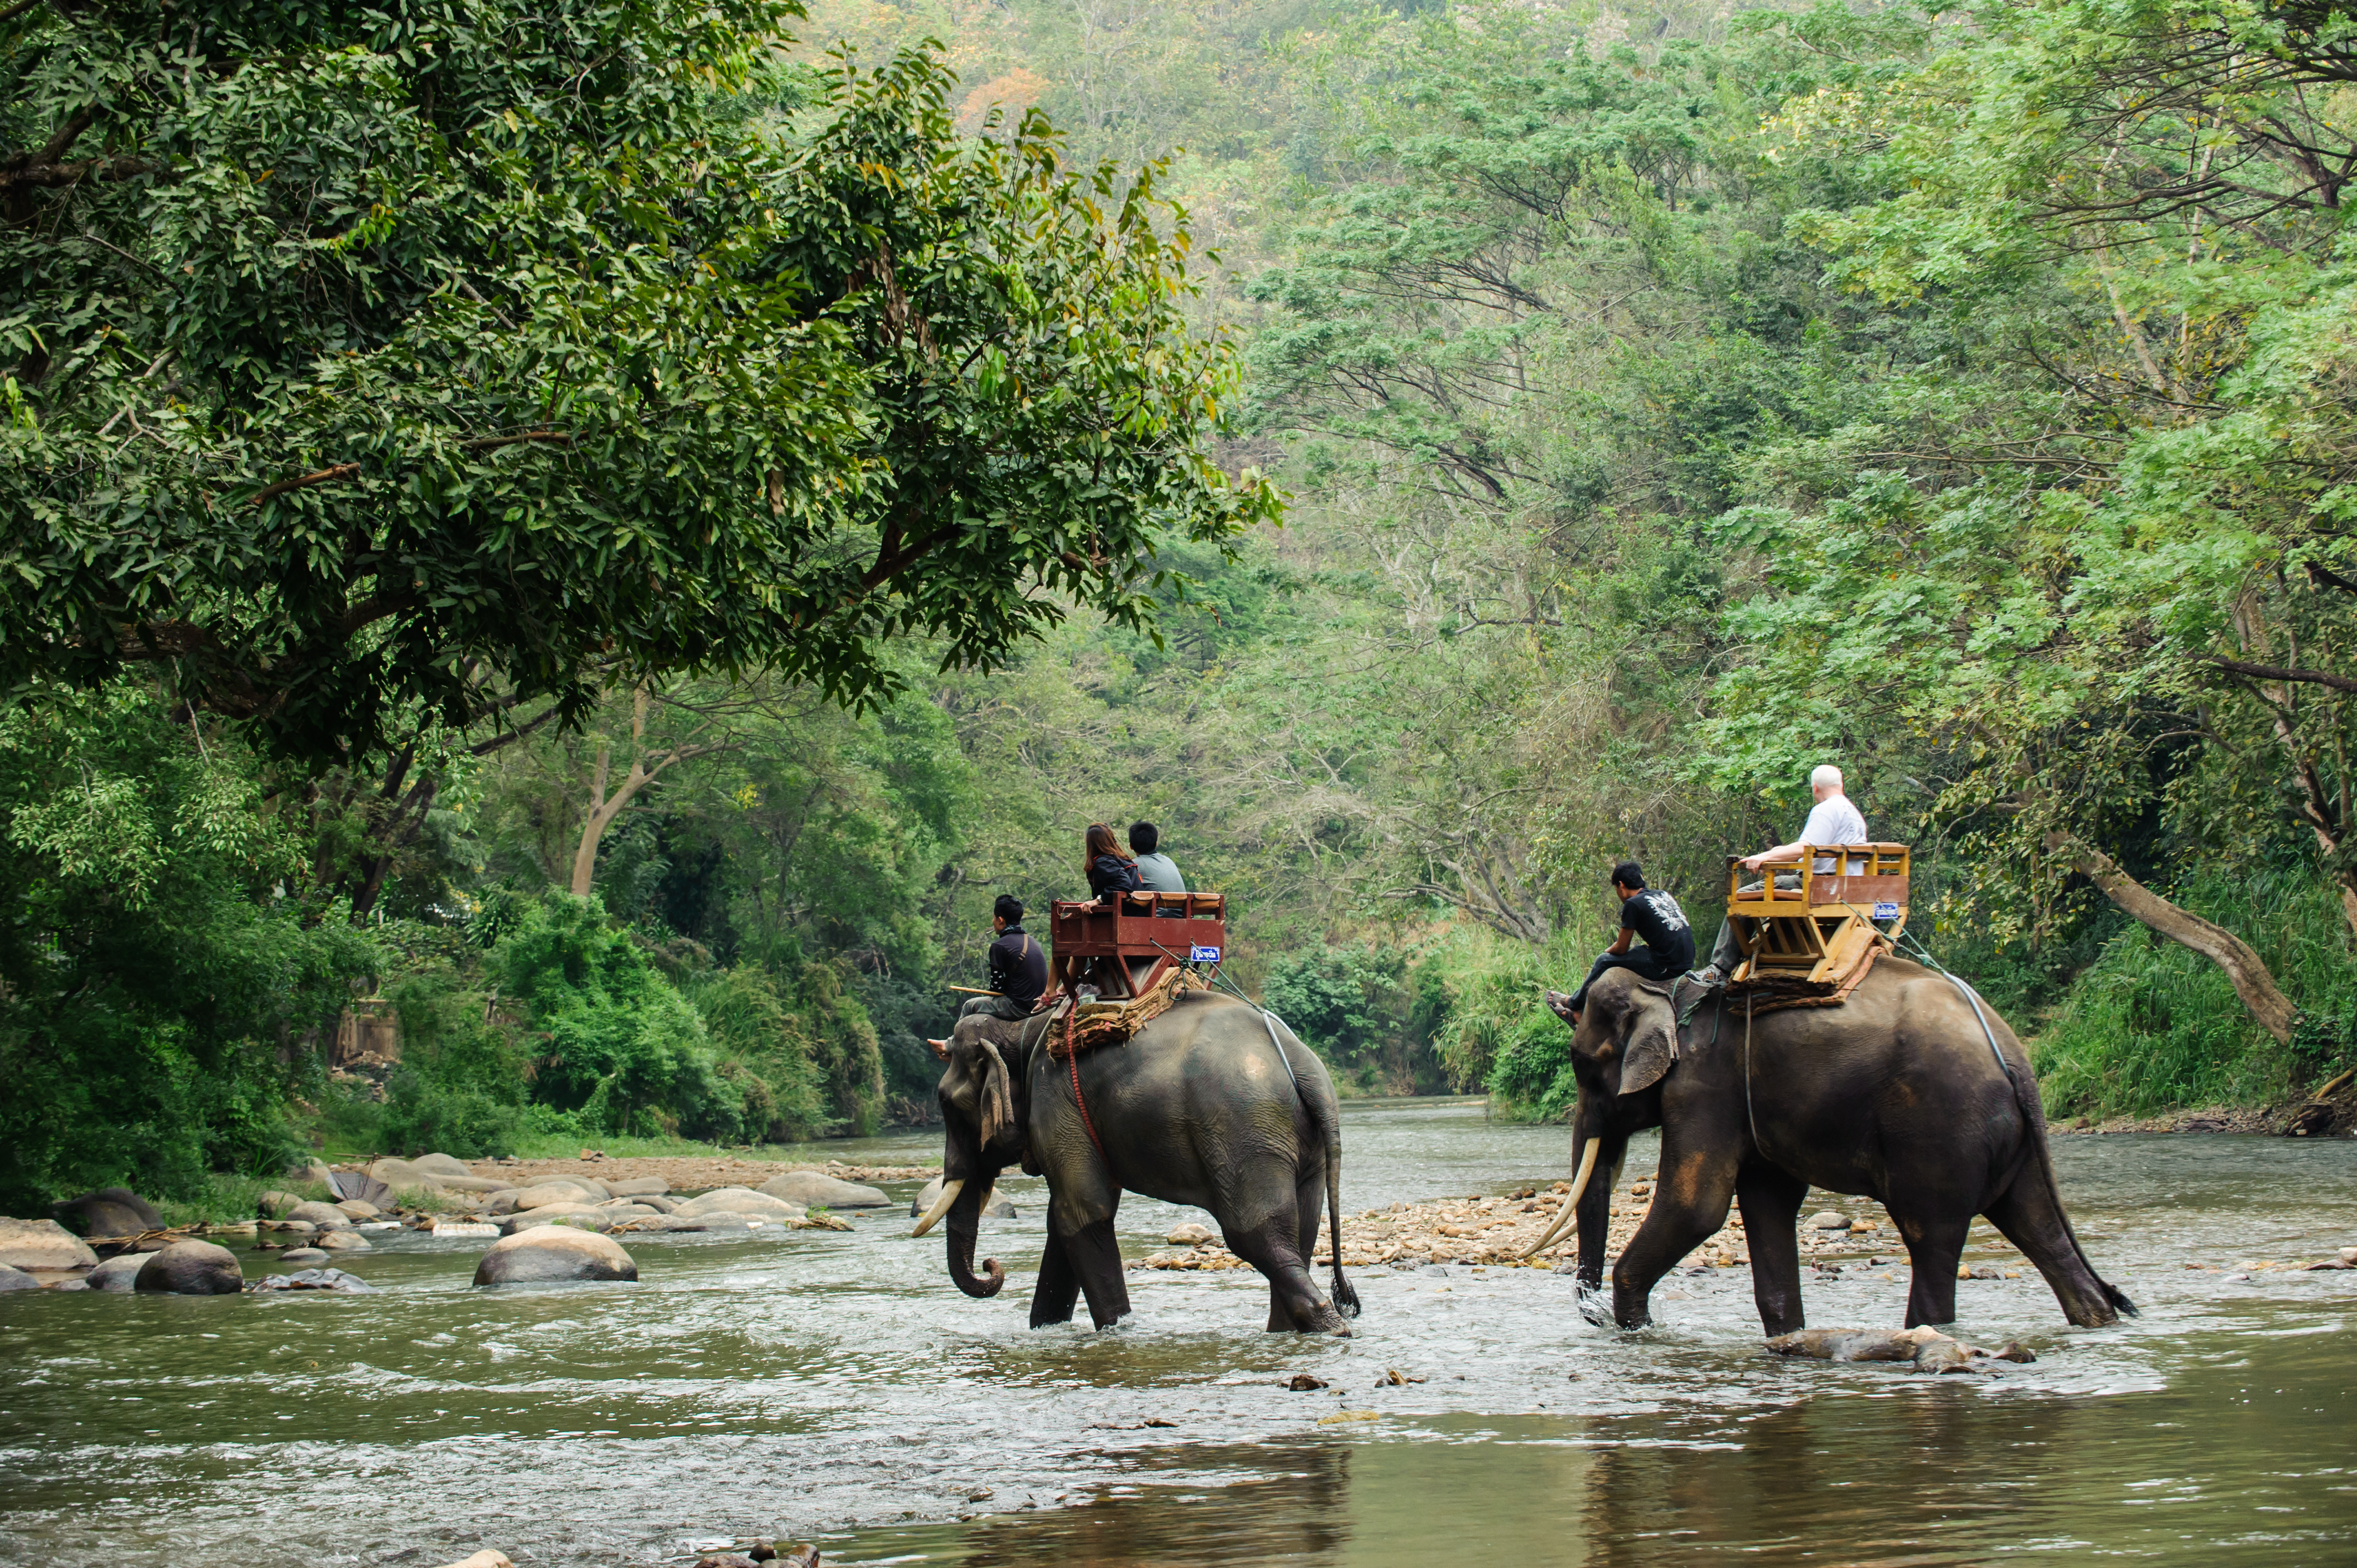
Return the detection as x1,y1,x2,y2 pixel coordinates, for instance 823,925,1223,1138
945,1179,1005,1298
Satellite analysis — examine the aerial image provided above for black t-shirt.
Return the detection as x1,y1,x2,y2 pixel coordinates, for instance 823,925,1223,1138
987,924,1047,1006
1621,889,1695,971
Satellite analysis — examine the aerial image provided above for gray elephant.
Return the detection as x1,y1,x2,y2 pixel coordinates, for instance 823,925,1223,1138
1528,961,2134,1333
917,989,1360,1334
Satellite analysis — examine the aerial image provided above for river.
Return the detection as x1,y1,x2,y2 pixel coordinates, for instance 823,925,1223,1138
2,1100,2353,1566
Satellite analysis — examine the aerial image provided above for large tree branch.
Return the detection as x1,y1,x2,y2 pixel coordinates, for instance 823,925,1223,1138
2045,832,2298,1043
2208,655,2357,694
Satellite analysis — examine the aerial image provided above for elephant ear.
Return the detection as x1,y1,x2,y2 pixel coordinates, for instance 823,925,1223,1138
1618,998,1679,1096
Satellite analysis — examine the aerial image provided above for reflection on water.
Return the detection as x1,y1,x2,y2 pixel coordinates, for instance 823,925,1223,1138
0,1102,2352,1567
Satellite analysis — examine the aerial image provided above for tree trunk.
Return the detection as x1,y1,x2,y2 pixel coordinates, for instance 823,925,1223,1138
568,684,728,898
2045,833,2299,1044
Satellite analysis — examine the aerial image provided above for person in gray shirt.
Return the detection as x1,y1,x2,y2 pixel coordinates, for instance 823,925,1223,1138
1129,821,1186,892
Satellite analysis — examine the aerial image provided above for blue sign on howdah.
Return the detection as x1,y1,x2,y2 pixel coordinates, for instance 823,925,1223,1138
1191,945,1222,962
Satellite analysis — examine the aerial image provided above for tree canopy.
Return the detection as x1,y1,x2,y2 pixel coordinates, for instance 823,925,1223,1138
1,0,1275,764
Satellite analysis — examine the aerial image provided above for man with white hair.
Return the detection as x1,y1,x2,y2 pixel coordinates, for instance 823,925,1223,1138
1696,764,1868,987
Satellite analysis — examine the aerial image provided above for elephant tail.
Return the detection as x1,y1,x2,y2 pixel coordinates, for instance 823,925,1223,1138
1264,1009,1359,1318
2008,1045,2138,1319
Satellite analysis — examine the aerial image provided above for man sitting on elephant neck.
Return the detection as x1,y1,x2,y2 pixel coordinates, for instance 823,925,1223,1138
1551,862,1694,1023
1696,764,1869,987
930,896,1048,1054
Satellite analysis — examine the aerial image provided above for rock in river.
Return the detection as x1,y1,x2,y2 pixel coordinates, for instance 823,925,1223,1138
88,1253,149,1292
135,1240,245,1295
316,1229,371,1251
0,1218,100,1273
277,1247,331,1266
474,1226,637,1286
513,1182,598,1211
675,1188,804,1221
605,1176,670,1197
0,1263,40,1292
500,1204,616,1235
1807,1211,1850,1231
285,1201,352,1230
1166,1221,1216,1246
759,1171,891,1209
251,1267,377,1293
334,1199,382,1221
52,1186,164,1239
410,1152,472,1178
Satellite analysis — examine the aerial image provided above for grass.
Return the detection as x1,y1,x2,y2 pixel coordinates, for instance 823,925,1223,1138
2031,865,2353,1120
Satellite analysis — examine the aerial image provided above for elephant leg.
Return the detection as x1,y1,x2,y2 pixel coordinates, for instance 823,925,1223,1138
1224,1209,1348,1337
1064,1216,1132,1330
1893,1211,1968,1327
1736,1162,1808,1337
1983,1162,2123,1328
1030,1226,1083,1328
1286,1168,1327,1330
1612,1145,1737,1330
1574,1133,1629,1292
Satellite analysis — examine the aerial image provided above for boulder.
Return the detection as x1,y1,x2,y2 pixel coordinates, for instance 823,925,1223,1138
135,1240,245,1295
500,1204,614,1235
675,1188,804,1220
316,1229,371,1251
436,1551,514,1568
286,1157,336,1187
605,1175,670,1197
430,1175,516,1195
368,1157,442,1194
568,1175,613,1201
251,1267,377,1293
48,1277,91,1291
0,1217,100,1273
270,1220,319,1238
0,1263,39,1292
259,1190,303,1218
334,1200,382,1221
278,1247,331,1266
285,1201,352,1230
473,1226,637,1286
758,1172,891,1209
88,1252,150,1292
909,1176,1015,1220
631,1194,680,1214
1167,1221,1216,1247
514,1182,597,1210
1807,1211,1850,1231
484,1191,522,1215
52,1186,164,1239
410,1152,473,1178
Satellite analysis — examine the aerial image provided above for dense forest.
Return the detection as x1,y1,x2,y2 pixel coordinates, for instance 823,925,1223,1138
8,0,2357,1211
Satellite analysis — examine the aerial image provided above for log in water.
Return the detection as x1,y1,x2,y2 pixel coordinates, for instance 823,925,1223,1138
0,1100,2351,1566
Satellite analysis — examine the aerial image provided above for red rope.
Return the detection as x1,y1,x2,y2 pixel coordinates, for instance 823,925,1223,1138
1067,1005,1107,1160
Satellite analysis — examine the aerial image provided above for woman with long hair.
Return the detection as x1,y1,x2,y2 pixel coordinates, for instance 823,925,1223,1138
1084,821,1143,904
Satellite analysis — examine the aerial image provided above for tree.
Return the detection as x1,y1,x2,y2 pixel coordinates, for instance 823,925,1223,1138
2,0,1276,766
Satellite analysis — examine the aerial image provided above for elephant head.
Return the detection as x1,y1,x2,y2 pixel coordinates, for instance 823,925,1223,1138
1524,969,1679,1259
1569,968,1680,1101
914,1021,1032,1298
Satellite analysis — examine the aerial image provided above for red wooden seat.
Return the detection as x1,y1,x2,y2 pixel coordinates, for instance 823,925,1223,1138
1049,891,1227,1000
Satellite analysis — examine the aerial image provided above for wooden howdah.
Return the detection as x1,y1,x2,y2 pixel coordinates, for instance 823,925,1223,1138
1049,891,1227,1000
1727,843,1910,989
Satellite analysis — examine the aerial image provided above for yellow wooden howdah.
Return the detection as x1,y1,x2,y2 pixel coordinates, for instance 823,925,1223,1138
1726,843,1910,988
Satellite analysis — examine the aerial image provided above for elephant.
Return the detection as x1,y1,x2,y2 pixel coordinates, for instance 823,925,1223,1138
917,988,1360,1334
1526,958,2135,1333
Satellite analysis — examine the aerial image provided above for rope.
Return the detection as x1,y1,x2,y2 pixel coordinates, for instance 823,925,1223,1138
1065,1003,1107,1160
1743,992,1767,1159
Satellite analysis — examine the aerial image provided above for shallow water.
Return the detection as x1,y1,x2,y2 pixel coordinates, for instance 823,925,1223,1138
2,1101,2353,1566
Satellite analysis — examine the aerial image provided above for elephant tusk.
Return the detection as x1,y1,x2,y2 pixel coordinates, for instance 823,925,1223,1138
1520,1137,1601,1261
911,1178,965,1237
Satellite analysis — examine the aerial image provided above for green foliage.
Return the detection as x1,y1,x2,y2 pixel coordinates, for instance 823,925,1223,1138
1,0,1275,762
0,684,378,1213
2033,867,2350,1118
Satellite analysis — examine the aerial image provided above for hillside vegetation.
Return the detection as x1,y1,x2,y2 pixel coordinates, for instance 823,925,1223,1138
8,0,2357,1208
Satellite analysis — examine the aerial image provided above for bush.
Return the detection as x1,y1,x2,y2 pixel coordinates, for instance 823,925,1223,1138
2032,866,2348,1118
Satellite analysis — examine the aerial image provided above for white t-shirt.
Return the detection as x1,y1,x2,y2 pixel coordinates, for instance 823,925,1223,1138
1799,794,1869,873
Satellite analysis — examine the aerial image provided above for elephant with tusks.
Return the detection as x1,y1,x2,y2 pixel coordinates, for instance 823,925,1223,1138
918,990,1360,1334
1529,960,2135,1334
